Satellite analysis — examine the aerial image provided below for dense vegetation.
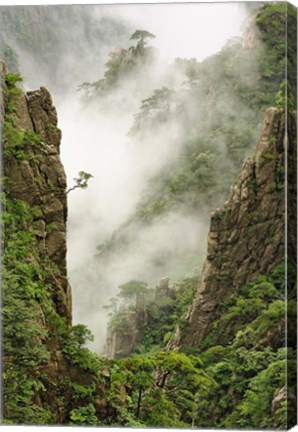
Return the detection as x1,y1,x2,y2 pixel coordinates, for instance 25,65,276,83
1,2,296,428
103,264,296,428
93,3,297,428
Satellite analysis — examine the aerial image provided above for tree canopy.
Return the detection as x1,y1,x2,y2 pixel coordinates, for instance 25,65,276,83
130,30,156,44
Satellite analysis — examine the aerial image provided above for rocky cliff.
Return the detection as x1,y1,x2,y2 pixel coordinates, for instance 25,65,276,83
171,107,296,349
1,64,111,424
2,63,71,324
105,280,173,359
106,305,148,360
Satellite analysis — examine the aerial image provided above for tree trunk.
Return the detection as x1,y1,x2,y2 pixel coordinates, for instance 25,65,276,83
136,386,143,418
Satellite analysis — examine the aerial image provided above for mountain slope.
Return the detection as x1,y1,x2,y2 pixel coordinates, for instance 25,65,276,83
102,106,297,429
1,2,296,428
171,107,294,349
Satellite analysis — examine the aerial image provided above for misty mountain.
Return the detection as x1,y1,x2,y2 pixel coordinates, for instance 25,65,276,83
0,5,133,92
1,2,296,428
64,2,296,354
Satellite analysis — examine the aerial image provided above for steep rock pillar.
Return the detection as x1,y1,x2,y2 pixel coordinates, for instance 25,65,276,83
2,66,72,324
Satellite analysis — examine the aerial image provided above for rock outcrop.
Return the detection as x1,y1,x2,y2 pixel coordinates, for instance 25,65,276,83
105,277,179,359
172,108,296,349
106,301,148,359
272,386,297,428
1,64,112,424
106,310,138,359
2,64,71,324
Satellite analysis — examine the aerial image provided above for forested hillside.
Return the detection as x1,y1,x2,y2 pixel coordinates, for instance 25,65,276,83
0,5,132,91
1,2,297,428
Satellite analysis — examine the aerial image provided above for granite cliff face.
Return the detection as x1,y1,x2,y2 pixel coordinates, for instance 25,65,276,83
106,303,148,359
172,107,296,349
1,64,111,424
105,280,175,359
2,63,71,324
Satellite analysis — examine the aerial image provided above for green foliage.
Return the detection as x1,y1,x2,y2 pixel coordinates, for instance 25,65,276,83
3,73,42,161
5,72,23,88
68,324,94,347
143,388,186,427
69,404,98,425
23,129,42,146
106,280,151,347
3,196,103,423
130,29,155,43
109,311,136,335
2,196,53,424
3,270,51,419
79,29,155,97
131,87,175,134
275,80,295,110
132,276,198,354
118,280,149,304
46,222,58,233
103,296,119,314
62,325,101,372
136,197,174,223
224,355,295,429
118,280,148,298
4,125,42,160
113,406,146,427
66,171,93,194
222,297,263,323
2,189,105,425
193,266,295,428
248,281,278,301
107,350,213,427
104,53,131,87
104,264,294,429
256,3,297,105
